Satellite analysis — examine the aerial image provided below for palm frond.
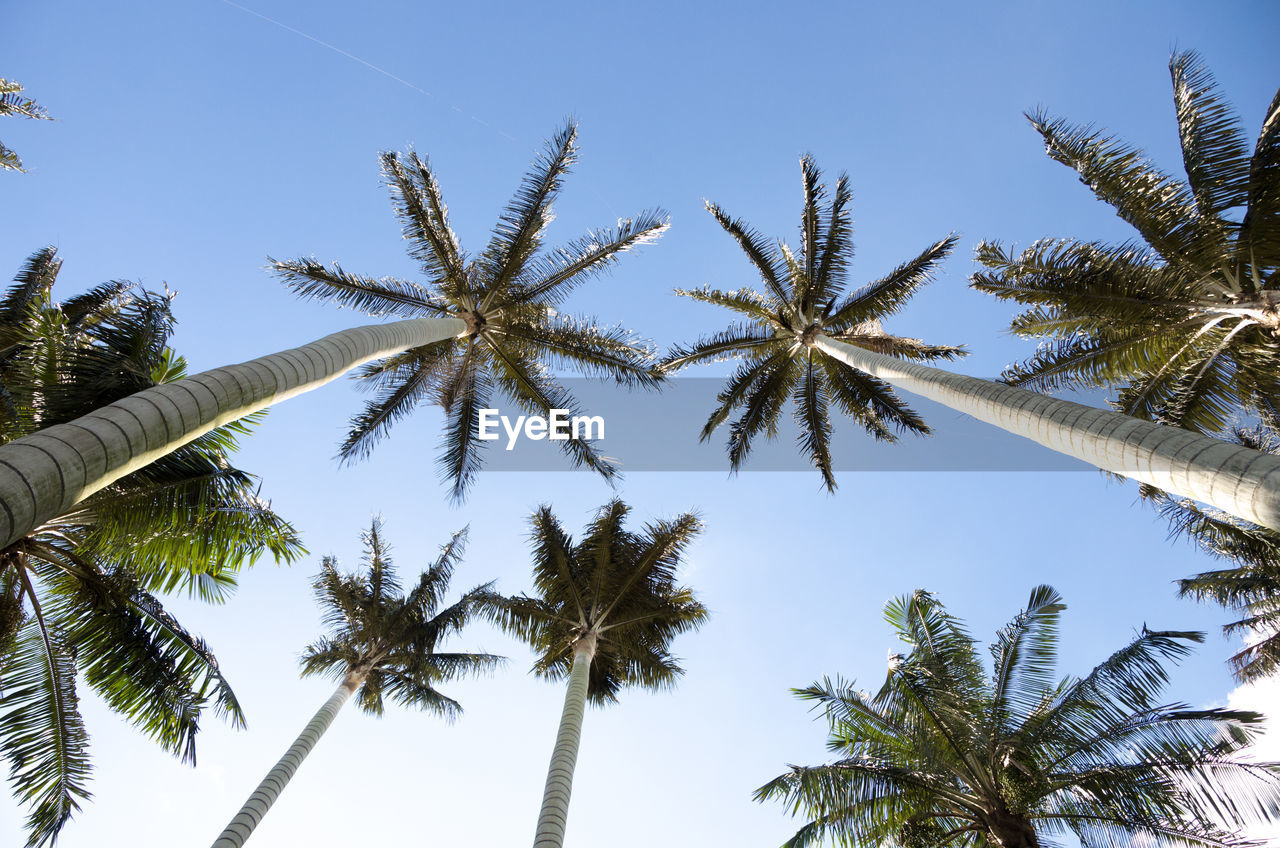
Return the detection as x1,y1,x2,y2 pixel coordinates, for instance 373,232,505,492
501,210,670,307
270,257,451,319
379,150,468,295
479,122,578,307
1170,51,1252,220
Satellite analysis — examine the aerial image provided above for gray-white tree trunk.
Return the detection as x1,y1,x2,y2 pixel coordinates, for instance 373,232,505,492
532,635,596,848
211,671,364,848
0,317,466,550
813,335,1280,531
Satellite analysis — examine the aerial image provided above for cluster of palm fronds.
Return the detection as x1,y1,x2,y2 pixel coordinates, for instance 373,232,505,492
0,249,302,846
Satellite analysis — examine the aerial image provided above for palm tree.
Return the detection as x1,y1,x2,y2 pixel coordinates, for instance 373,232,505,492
0,79,51,172
0,125,666,546
663,155,1280,529
759,586,1280,848
659,155,966,490
972,51,1280,435
271,121,666,500
1149,413,1280,682
485,499,706,848
211,519,502,848
0,249,304,847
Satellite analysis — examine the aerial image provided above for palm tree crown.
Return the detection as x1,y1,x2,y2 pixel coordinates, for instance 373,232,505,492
759,586,1280,848
973,51,1280,434
272,123,668,501
659,155,964,490
301,519,503,718
489,499,707,703
0,248,303,847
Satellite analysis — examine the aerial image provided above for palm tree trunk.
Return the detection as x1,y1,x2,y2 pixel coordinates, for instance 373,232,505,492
211,671,365,848
532,634,596,848
813,334,1280,531
0,317,466,550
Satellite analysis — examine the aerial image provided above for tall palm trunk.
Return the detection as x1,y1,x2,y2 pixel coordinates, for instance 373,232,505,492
533,634,596,848
0,317,466,550
211,670,366,848
813,335,1280,530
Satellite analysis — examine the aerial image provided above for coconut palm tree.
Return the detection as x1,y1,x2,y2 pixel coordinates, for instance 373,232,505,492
972,51,1280,435
271,121,666,501
1148,413,1280,682
662,155,1280,528
0,79,51,172
0,125,667,546
0,248,303,847
759,586,1280,848
485,499,706,848
658,155,965,490
211,519,502,848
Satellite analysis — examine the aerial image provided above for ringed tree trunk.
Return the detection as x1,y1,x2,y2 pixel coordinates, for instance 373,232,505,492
211,669,367,848
532,632,597,848
0,317,466,550
812,335,1280,532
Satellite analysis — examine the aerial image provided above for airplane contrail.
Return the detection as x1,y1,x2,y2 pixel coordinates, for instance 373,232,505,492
217,0,518,141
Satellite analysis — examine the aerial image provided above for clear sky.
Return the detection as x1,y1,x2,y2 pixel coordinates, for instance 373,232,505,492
3,1,1279,845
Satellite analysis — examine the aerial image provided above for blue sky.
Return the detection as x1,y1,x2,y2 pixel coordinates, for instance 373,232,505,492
3,1,1279,845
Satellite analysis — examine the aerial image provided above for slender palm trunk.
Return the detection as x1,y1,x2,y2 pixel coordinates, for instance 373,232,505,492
0,317,466,549
211,670,365,848
532,634,596,848
813,334,1280,531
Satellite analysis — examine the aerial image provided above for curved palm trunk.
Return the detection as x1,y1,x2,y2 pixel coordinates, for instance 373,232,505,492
211,671,365,848
0,317,466,550
532,634,596,848
813,335,1280,531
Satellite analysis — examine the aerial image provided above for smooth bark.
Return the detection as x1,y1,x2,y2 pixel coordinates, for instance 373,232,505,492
813,334,1280,531
0,317,466,549
532,634,596,848
211,672,364,848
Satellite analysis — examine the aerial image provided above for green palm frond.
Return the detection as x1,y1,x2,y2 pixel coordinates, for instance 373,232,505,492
500,312,660,388
270,257,451,318
1239,87,1280,273
761,588,1280,848
1171,51,1252,220
379,150,468,295
337,339,461,462
502,211,670,307
1,79,52,173
480,123,578,307
0,607,90,848
481,336,617,483
659,322,779,373
704,200,791,304
827,234,958,331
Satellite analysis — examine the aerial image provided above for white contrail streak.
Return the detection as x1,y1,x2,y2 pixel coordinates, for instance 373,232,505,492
217,0,518,141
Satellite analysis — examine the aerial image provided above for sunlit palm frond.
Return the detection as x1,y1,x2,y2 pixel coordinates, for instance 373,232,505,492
480,123,579,306
503,210,670,307
270,257,451,318
762,589,1280,848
